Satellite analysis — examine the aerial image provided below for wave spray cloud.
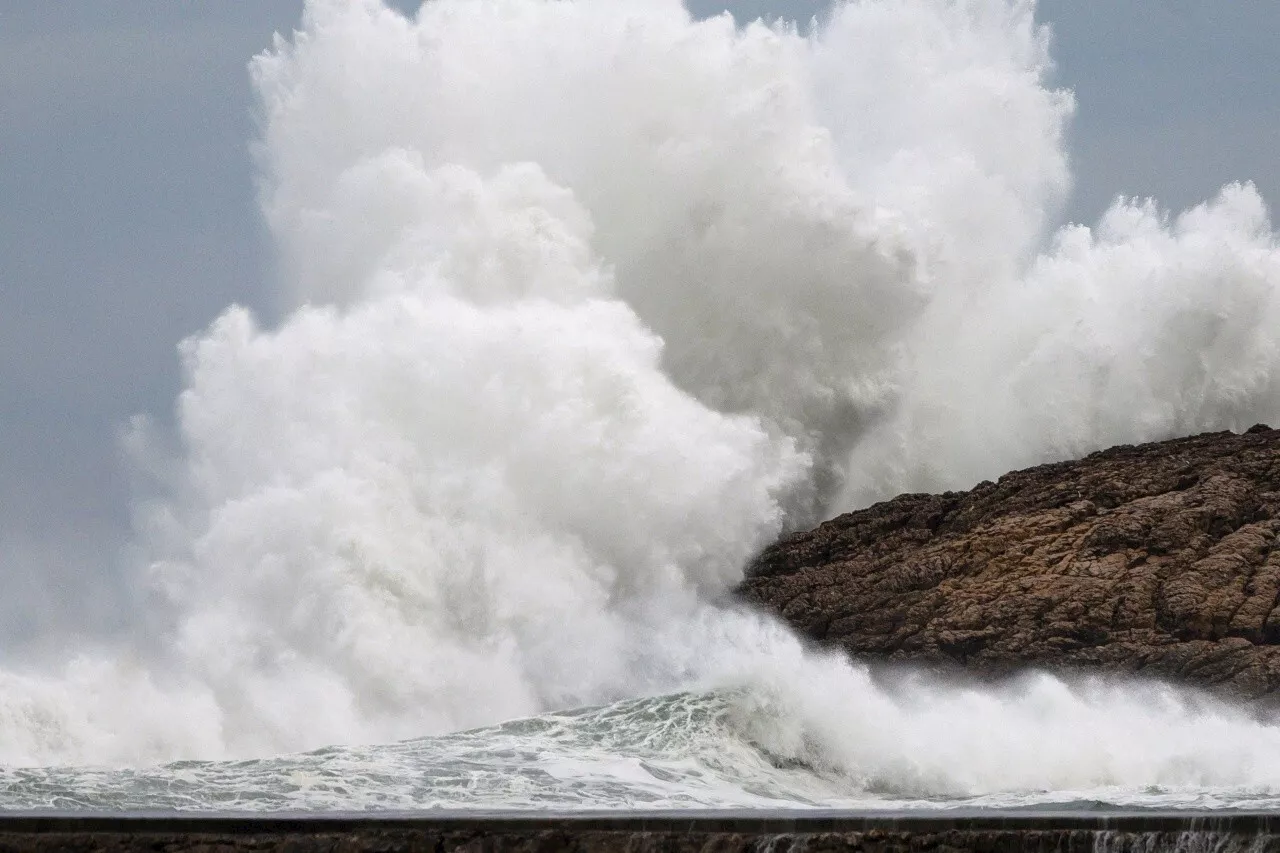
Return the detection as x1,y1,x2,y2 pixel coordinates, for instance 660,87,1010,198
3,0,1280,810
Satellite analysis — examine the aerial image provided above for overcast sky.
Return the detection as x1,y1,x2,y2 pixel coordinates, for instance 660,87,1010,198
1,1,1278,640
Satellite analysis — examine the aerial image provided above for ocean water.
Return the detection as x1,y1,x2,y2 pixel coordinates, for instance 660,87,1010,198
5,688,1280,812
5,0,1280,812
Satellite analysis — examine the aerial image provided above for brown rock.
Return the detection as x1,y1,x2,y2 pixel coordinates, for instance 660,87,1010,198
737,425,1280,700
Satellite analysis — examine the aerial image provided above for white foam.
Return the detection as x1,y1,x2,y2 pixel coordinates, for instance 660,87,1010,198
2,0,1280,801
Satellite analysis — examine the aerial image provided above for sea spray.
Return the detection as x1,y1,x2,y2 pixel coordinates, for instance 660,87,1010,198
1,0,1280,808
841,184,1280,508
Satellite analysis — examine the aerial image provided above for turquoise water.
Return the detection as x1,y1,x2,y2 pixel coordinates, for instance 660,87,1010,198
3,690,1277,813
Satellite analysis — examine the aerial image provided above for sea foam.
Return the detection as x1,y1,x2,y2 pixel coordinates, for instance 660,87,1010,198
3,0,1280,805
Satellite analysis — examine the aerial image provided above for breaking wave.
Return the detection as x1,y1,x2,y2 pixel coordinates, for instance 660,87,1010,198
7,681,1280,811
3,0,1280,809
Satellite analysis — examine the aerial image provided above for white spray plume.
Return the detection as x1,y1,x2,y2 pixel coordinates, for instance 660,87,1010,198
2,0,1280,802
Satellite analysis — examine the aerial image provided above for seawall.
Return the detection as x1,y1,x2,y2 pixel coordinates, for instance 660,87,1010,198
0,810,1277,851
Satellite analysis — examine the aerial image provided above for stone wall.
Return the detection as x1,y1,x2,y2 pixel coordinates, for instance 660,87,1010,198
0,812,1277,852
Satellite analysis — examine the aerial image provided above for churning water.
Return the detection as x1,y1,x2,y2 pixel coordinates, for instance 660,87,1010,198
5,0,1280,811
6,687,1280,811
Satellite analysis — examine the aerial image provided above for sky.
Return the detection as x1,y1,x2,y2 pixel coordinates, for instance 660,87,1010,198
1,0,1278,641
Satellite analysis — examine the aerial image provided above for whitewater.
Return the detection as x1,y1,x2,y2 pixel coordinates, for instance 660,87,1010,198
4,0,1280,811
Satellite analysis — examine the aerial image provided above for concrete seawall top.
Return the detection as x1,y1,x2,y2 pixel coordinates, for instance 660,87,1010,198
2,810,1278,852
0,809,1275,831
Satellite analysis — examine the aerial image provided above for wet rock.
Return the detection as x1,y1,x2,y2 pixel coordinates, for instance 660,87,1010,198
738,426,1280,700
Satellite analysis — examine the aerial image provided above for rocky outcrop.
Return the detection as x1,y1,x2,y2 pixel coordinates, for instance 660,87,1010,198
739,425,1280,700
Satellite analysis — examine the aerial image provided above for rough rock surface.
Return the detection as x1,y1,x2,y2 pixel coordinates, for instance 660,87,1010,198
739,426,1280,700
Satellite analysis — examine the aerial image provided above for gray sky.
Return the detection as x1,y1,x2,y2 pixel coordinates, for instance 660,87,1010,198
1,1,1278,640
